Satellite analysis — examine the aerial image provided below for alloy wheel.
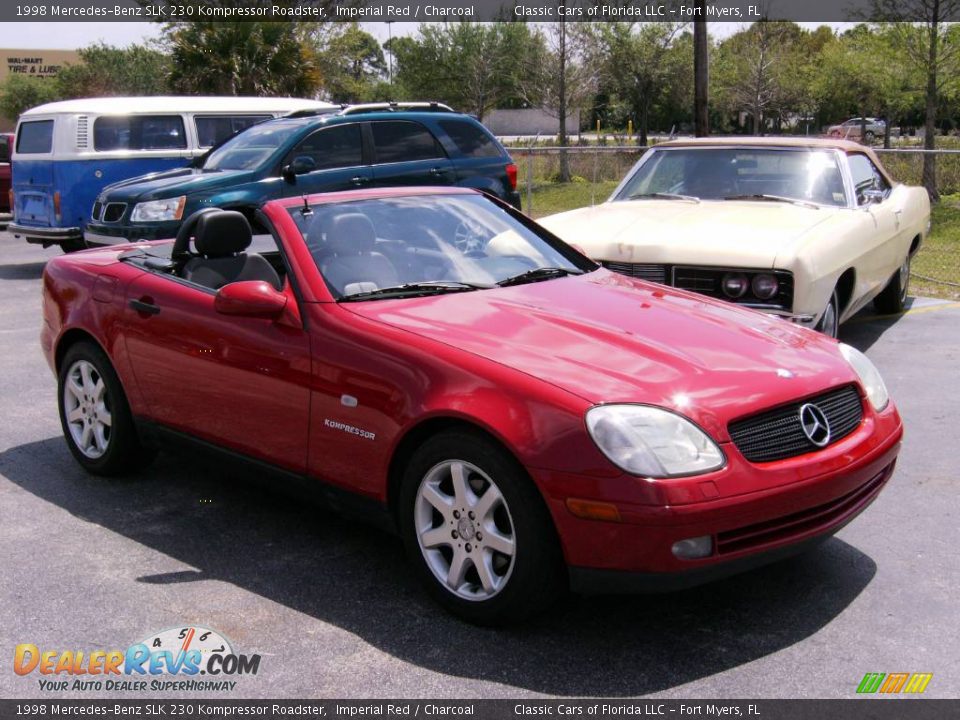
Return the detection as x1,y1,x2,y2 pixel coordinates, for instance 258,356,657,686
62,359,112,459
414,459,516,601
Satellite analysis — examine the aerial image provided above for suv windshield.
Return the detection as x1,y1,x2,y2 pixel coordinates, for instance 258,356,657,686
615,148,847,207
288,194,589,299
204,119,303,171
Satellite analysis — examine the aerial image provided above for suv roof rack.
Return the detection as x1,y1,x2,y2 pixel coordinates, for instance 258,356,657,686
338,101,456,115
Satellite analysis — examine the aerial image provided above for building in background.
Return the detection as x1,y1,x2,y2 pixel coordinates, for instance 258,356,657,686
0,49,79,130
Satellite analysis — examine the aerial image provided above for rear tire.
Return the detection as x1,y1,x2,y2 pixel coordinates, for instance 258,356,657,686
874,256,910,315
398,429,565,625
816,290,840,338
58,341,155,476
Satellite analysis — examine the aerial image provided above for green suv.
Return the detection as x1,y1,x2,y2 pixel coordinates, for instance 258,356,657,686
85,103,521,246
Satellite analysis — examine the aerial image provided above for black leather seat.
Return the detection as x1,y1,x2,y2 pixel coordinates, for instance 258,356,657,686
318,213,400,295
181,211,281,291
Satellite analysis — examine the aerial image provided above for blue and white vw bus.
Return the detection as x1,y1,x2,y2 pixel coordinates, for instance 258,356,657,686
9,96,335,251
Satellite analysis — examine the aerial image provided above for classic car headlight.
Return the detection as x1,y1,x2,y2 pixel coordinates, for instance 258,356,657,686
130,196,186,223
721,272,749,298
751,273,779,300
586,405,725,477
839,343,889,411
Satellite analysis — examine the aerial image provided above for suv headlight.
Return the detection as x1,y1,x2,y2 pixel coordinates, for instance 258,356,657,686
839,343,889,411
585,405,725,477
130,196,186,223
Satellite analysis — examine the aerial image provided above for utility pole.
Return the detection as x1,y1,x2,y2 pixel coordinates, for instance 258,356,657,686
694,11,709,137
386,21,394,85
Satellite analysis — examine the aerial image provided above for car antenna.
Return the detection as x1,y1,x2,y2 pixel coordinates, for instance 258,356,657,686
300,194,313,217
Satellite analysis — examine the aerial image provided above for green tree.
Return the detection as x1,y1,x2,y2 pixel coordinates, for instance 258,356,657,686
391,22,536,119
713,21,815,134
870,2,960,199
54,42,171,98
591,22,689,144
163,21,322,96
0,74,61,120
316,23,387,103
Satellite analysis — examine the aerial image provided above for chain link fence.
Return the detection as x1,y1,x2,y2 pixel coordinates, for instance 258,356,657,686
509,145,960,299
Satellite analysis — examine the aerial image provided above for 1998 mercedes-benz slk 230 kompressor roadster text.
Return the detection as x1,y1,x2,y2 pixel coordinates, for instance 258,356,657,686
41,187,903,624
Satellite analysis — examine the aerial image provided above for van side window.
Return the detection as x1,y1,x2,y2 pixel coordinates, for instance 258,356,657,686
438,120,501,158
372,121,445,163
195,115,272,148
17,120,54,154
288,124,362,171
94,115,187,151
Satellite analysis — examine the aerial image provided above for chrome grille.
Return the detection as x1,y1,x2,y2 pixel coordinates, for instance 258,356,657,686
600,261,667,284
729,385,863,463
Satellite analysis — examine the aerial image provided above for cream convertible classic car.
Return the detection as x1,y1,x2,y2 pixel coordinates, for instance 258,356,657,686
539,138,930,337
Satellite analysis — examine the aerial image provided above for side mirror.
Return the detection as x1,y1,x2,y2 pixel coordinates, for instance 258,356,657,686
862,188,885,205
214,280,287,318
283,155,317,183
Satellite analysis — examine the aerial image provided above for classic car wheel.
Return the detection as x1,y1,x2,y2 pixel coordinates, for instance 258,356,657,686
874,257,910,314
816,290,840,338
58,342,155,476
864,131,875,143
399,430,564,625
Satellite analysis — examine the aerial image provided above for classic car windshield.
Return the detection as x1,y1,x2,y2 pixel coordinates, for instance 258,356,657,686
204,120,301,171
615,148,847,207
288,194,589,300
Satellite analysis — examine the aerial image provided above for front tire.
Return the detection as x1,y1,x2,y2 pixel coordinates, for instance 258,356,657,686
874,256,910,314
398,430,565,625
61,238,87,253
816,289,840,338
58,341,154,476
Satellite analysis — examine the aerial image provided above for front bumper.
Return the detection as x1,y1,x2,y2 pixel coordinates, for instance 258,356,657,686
537,404,902,592
9,222,82,245
85,220,179,246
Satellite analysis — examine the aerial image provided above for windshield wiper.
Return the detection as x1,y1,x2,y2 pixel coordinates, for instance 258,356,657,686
723,194,820,210
626,192,700,203
338,280,493,302
496,267,584,287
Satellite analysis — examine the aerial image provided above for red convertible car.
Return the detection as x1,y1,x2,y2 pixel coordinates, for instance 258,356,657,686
41,187,902,624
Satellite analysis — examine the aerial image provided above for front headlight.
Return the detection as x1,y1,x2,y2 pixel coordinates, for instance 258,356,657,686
130,196,186,223
585,405,725,478
839,343,889,411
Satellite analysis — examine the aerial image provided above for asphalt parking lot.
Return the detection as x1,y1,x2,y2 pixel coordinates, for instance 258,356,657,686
0,233,957,700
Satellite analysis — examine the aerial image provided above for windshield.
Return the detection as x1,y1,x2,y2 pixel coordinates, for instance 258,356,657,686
615,148,847,207
287,194,591,300
204,119,302,171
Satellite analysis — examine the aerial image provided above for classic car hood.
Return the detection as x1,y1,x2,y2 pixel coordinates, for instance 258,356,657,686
101,167,255,202
540,200,837,268
346,270,857,439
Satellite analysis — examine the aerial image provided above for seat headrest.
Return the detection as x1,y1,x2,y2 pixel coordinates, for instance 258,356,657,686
193,211,252,257
325,213,376,255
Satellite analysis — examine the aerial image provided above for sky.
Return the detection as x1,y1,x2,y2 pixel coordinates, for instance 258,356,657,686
5,21,854,50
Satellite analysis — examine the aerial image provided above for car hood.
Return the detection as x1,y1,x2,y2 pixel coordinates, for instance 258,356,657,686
345,270,858,440
540,200,837,268
100,167,255,202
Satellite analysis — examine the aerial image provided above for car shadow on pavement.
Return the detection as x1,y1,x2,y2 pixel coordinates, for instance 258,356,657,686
0,437,877,697
0,260,46,281
839,298,920,352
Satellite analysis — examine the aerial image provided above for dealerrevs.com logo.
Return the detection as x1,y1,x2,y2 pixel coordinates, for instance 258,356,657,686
13,626,262,693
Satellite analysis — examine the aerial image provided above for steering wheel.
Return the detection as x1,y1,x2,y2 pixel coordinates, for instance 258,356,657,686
172,207,222,259
453,222,488,255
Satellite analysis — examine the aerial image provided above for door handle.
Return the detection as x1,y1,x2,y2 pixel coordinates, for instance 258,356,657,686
129,298,161,315
350,176,370,185
429,167,448,176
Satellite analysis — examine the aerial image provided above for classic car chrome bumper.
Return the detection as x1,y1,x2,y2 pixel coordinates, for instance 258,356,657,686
9,222,83,246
